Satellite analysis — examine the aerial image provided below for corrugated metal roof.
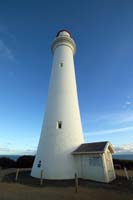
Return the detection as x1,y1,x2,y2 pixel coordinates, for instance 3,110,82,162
73,141,108,154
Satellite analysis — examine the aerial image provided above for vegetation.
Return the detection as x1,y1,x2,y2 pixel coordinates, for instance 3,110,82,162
0,156,35,169
16,156,35,168
0,157,16,168
0,156,133,170
113,158,133,170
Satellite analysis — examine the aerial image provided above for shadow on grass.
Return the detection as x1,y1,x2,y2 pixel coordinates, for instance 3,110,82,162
2,169,133,192
3,170,77,187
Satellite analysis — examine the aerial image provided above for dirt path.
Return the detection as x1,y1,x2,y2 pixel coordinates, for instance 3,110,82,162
0,182,132,200
0,168,16,181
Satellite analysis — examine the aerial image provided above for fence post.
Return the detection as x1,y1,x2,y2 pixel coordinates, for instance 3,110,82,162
124,167,129,180
40,169,44,185
75,173,78,193
15,168,19,181
0,167,1,181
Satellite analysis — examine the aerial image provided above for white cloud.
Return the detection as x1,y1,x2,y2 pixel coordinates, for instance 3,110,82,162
89,114,114,123
117,115,133,124
127,96,132,99
115,143,133,154
125,101,132,105
88,111,133,125
84,126,133,136
0,39,14,61
0,147,11,152
123,96,133,108
22,149,36,155
0,148,36,155
0,143,36,155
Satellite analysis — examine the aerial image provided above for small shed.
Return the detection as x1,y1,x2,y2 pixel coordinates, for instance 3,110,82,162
72,141,116,183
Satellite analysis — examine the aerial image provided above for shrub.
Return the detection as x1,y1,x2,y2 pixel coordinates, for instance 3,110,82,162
0,157,16,169
16,155,35,168
113,158,133,170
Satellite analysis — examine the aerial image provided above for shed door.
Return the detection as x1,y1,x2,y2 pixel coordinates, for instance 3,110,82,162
81,156,88,178
106,152,114,180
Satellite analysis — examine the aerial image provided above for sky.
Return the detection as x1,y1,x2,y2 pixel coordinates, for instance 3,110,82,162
0,0,133,155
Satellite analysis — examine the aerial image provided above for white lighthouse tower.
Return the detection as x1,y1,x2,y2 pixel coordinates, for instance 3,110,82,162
31,30,84,179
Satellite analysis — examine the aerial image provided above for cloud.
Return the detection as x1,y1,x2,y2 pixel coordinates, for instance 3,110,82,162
88,111,133,125
0,143,36,155
0,39,14,61
115,143,133,154
117,115,133,124
89,114,113,123
0,24,17,43
84,126,133,136
122,96,133,108
22,149,36,155
125,101,132,105
127,96,132,99
0,147,11,152
124,100,133,108
0,148,36,155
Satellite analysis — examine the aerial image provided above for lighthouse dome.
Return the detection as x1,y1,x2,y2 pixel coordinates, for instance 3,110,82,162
56,29,71,37
52,29,76,54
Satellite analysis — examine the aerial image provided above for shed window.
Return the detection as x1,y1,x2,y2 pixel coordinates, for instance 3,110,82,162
89,156,101,166
57,121,62,129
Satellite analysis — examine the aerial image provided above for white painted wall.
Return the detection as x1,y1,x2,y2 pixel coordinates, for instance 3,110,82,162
75,151,116,183
75,155,106,182
31,31,84,179
103,151,116,182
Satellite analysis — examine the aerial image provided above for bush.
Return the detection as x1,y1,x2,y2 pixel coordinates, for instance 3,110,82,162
0,157,16,169
113,158,133,170
16,155,35,168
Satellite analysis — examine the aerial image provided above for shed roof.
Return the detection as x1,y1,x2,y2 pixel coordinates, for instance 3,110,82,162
72,141,114,155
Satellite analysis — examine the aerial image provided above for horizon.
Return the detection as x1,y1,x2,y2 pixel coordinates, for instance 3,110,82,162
0,0,133,155
0,152,133,156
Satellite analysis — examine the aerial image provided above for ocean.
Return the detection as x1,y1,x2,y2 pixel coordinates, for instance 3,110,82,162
0,155,22,161
0,154,133,161
112,154,133,160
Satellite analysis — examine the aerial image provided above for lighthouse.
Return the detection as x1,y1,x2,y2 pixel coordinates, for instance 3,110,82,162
31,30,84,179
31,30,116,183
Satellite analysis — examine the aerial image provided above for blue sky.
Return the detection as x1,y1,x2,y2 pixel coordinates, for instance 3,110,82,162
0,0,133,155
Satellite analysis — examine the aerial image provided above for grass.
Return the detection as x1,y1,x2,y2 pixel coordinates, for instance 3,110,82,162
0,169,132,200
115,169,133,177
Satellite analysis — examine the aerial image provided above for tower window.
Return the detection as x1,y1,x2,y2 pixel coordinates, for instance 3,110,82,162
37,160,41,168
59,63,63,67
57,121,62,129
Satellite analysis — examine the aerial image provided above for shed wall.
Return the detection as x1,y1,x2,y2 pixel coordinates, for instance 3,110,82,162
75,154,106,182
103,151,116,182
